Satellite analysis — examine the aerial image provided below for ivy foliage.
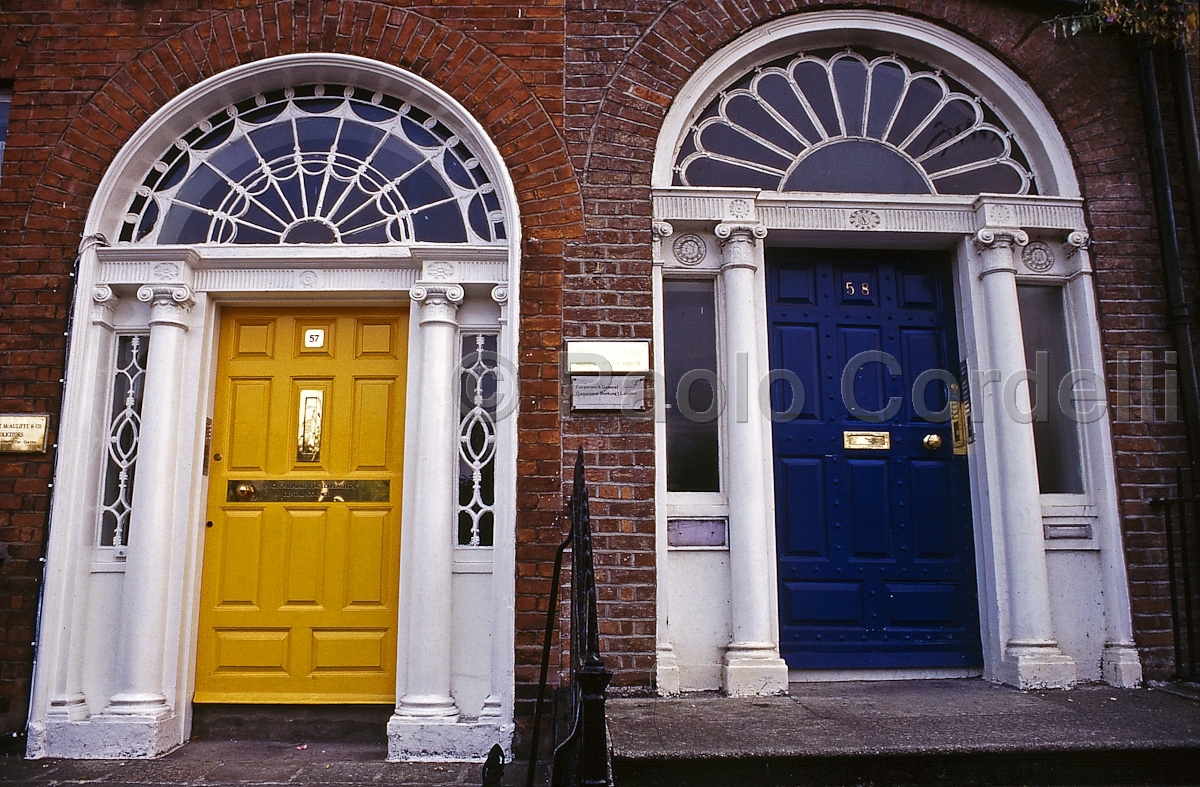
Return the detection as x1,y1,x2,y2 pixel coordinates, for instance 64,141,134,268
1050,0,1199,48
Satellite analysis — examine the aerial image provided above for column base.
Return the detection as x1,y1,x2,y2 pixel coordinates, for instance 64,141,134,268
395,694,461,721
998,642,1077,689
722,642,789,697
387,716,512,761
1101,643,1143,688
656,645,681,696
27,712,183,759
46,694,90,722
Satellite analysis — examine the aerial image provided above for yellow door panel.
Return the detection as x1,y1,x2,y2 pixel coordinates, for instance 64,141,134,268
351,380,393,470
233,320,275,358
213,629,290,673
356,320,396,358
215,510,264,608
311,629,388,672
227,380,272,471
344,510,389,607
282,509,328,608
196,308,407,704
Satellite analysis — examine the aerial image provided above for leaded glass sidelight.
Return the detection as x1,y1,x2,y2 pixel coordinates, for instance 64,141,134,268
674,50,1036,196
100,334,149,548
121,84,507,246
458,333,499,547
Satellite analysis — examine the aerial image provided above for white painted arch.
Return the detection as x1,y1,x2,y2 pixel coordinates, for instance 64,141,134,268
649,10,1140,697
30,54,521,760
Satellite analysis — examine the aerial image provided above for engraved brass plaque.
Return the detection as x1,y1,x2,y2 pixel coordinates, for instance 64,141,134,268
843,430,890,450
950,400,968,456
226,479,389,503
0,414,49,453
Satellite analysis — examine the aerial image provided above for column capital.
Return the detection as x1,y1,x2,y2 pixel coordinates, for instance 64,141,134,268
136,284,195,328
411,283,464,326
715,222,767,244
93,284,117,329
715,223,766,273
973,227,1029,252
651,221,673,267
1065,229,1089,258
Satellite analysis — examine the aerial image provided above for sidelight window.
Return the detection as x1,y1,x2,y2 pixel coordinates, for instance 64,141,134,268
1017,284,1085,494
664,280,721,493
99,334,150,549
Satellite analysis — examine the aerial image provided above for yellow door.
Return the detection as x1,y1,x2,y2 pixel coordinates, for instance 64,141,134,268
195,308,407,703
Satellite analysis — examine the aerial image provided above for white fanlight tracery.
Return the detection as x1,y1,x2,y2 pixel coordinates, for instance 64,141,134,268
121,84,508,246
673,50,1036,196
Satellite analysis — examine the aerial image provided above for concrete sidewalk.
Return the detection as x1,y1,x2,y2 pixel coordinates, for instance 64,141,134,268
608,679,1200,786
0,741,546,786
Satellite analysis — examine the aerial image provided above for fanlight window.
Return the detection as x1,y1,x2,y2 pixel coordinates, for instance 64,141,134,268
674,50,1036,196
121,84,507,245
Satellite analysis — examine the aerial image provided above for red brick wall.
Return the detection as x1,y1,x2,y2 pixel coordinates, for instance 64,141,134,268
0,0,582,739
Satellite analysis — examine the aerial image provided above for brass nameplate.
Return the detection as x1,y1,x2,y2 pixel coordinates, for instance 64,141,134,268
843,430,890,450
0,414,49,453
227,479,389,503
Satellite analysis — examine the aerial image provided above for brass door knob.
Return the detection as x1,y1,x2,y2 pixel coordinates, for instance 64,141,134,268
922,434,943,451
235,483,256,500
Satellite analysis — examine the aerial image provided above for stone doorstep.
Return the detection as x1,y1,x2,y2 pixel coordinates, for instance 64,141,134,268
1,741,548,786
606,679,1200,786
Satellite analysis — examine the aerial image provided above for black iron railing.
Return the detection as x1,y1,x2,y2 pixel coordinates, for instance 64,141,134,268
1157,467,1200,681
525,447,612,787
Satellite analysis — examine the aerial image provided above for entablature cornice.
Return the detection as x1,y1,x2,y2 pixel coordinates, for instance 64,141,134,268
93,243,509,294
651,188,1086,238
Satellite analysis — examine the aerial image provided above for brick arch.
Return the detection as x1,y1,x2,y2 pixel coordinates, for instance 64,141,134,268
25,0,582,246
579,0,1127,196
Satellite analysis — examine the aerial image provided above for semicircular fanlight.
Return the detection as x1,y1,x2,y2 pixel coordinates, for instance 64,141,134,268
121,84,507,245
674,50,1036,196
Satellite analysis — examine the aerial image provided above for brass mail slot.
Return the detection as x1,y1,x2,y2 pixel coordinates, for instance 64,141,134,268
226,479,390,503
843,431,890,450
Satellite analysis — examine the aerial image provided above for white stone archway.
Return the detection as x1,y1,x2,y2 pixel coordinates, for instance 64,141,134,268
28,54,520,760
651,10,1141,696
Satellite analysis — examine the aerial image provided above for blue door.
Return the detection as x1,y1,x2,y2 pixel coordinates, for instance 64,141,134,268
767,248,981,669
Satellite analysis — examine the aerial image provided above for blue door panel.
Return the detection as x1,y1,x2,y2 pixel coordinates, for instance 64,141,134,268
780,457,826,557
784,581,863,625
768,248,982,670
909,460,955,559
848,459,891,559
774,324,822,421
886,582,960,626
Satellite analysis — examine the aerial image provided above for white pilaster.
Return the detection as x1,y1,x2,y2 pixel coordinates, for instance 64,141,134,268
974,229,1076,689
94,283,194,753
481,283,515,730
390,282,466,756
651,221,681,695
1062,231,1142,687
715,222,788,697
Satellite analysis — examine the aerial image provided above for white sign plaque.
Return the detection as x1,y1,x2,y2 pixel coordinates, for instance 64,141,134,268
571,375,644,411
0,415,49,453
566,341,651,374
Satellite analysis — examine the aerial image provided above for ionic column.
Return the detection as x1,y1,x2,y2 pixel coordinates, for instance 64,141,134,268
715,222,788,696
102,284,195,718
395,283,464,721
974,229,1075,688
46,286,121,723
